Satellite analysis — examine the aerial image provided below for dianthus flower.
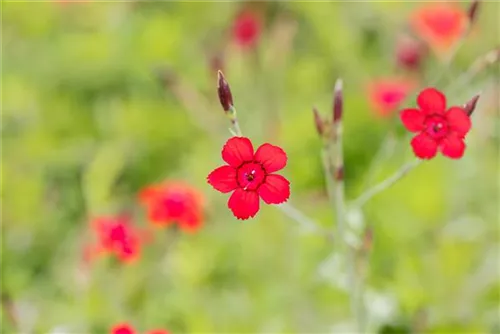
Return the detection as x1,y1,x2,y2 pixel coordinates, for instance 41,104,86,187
400,88,471,159
139,181,205,232
207,137,290,220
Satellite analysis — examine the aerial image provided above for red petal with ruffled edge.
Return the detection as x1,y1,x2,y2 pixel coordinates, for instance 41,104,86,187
410,132,438,159
207,165,238,193
446,107,471,137
227,188,260,220
417,88,447,114
222,137,254,168
254,143,288,173
400,108,426,132
258,174,290,204
440,133,466,159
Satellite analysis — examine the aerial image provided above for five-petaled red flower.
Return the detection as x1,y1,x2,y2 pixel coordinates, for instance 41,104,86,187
89,216,142,263
400,87,471,159
139,181,205,232
232,10,261,48
110,323,170,334
207,137,290,220
411,3,468,55
368,78,415,117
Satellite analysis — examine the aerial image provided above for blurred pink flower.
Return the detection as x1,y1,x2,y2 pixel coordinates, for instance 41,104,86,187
232,10,262,48
367,78,416,118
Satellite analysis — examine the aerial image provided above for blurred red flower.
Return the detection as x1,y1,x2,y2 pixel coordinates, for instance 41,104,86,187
110,324,170,334
395,34,427,71
139,181,205,232
411,3,468,55
89,216,142,263
232,10,261,48
400,87,471,159
111,323,136,334
207,137,290,220
368,78,415,117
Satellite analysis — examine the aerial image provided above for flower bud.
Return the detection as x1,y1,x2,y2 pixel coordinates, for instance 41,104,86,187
395,35,427,71
468,0,480,25
217,70,233,112
463,94,480,116
313,107,325,136
333,79,343,123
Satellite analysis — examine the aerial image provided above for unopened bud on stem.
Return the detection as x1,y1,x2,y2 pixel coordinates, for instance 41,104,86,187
313,107,325,136
217,70,234,113
333,79,343,123
468,0,480,25
463,94,480,116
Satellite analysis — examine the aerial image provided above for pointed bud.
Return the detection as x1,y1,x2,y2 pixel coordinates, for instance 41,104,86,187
333,79,343,123
217,70,233,112
463,94,480,116
468,0,480,25
313,107,325,136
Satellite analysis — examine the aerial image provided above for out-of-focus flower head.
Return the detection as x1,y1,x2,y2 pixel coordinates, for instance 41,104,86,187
232,10,262,48
411,3,468,56
139,181,205,233
367,78,416,118
88,215,142,264
395,34,428,72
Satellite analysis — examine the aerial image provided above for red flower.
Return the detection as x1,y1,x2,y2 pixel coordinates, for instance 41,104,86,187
207,137,290,220
147,330,170,334
400,88,471,159
111,323,136,334
139,181,205,232
411,3,468,55
90,216,141,263
232,11,261,48
368,78,415,117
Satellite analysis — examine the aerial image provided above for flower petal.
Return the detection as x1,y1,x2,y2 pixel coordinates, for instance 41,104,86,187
400,108,426,132
258,174,290,204
207,165,238,193
410,132,438,159
222,137,254,168
446,107,471,137
440,133,466,159
417,88,446,114
227,188,260,220
254,143,288,173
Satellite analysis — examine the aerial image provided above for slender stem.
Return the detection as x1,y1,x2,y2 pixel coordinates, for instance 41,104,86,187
277,202,331,238
352,159,422,209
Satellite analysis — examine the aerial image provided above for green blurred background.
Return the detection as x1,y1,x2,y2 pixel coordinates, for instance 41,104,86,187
2,1,499,333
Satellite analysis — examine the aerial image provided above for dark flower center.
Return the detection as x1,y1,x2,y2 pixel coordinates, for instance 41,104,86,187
237,162,266,191
424,115,449,139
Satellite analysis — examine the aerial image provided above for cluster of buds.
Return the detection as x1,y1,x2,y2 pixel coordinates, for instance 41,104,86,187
312,79,343,141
